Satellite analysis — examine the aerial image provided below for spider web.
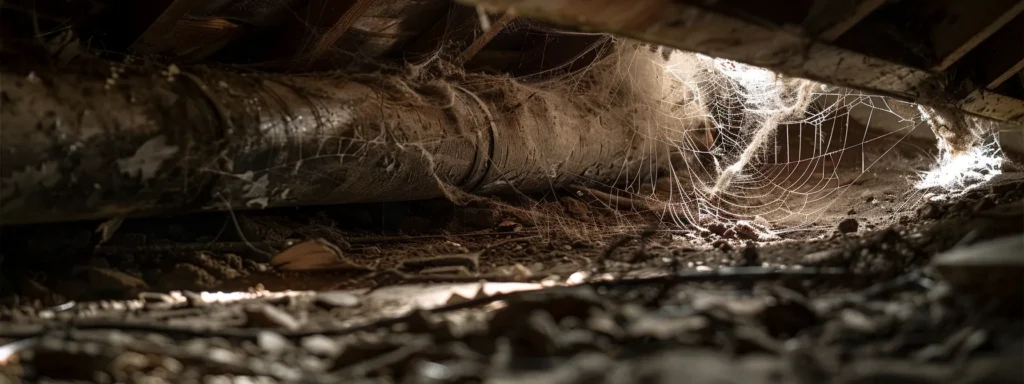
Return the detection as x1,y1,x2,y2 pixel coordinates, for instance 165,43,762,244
552,43,1005,239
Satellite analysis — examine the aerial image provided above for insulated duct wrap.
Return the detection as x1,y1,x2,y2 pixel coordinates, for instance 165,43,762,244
0,60,662,225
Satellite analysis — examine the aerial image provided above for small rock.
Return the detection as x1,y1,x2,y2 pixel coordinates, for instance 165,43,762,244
138,292,175,306
712,239,733,252
244,304,301,330
917,202,942,220
561,198,590,219
837,218,859,234
839,309,878,333
315,291,360,308
695,265,712,272
300,335,341,356
257,331,292,355
802,249,843,266
741,242,759,267
222,253,245,271
182,290,205,306
497,220,523,232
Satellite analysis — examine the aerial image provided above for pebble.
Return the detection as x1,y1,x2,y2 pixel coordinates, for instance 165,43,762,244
315,291,360,308
838,218,859,234
742,242,759,267
695,266,712,272
561,197,590,218
244,304,302,330
301,335,341,357
139,292,175,305
257,331,292,355
802,249,843,266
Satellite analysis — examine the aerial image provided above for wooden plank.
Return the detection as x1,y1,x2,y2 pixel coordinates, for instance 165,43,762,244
929,0,1024,71
455,11,516,64
130,0,205,53
300,0,378,64
962,89,1024,123
811,0,887,42
456,0,1024,124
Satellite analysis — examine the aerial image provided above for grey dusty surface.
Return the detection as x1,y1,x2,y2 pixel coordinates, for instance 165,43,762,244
1,176,1022,383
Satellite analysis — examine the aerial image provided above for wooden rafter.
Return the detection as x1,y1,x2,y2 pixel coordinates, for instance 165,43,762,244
170,18,242,60
298,0,378,65
456,11,516,65
457,0,1024,124
810,0,887,42
130,0,204,53
928,0,1024,71
403,4,513,65
968,13,1024,89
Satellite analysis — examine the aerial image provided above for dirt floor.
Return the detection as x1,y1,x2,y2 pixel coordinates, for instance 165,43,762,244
1,163,1022,383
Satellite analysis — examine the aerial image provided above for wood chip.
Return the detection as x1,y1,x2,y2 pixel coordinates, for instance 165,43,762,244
270,238,359,271
418,266,473,276
398,252,481,273
244,304,301,330
95,217,125,244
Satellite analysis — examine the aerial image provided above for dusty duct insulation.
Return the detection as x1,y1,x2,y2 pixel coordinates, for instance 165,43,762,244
0,44,682,225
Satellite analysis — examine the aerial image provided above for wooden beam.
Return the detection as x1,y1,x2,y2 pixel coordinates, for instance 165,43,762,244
510,33,611,77
170,18,242,60
130,0,205,53
402,4,475,60
456,0,1024,124
929,0,1024,71
809,0,887,42
455,11,516,64
968,14,1024,89
402,4,511,65
299,0,378,64
962,89,1024,123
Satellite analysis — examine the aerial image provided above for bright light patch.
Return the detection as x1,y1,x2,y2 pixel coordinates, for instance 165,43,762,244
916,140,1002,193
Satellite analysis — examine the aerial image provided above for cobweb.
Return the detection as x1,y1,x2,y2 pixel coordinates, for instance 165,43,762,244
550,42,1006,239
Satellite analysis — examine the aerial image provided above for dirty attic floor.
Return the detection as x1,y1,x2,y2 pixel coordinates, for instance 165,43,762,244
0,175,1023,383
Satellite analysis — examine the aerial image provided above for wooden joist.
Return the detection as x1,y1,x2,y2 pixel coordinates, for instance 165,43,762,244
807,0,887,42
170,19,242,60
298,0,378,64
456,11,516,65
928,0,1024,71
403,4,513,64
130,0,205,53
966,13,1024,89
456,0,1024,124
